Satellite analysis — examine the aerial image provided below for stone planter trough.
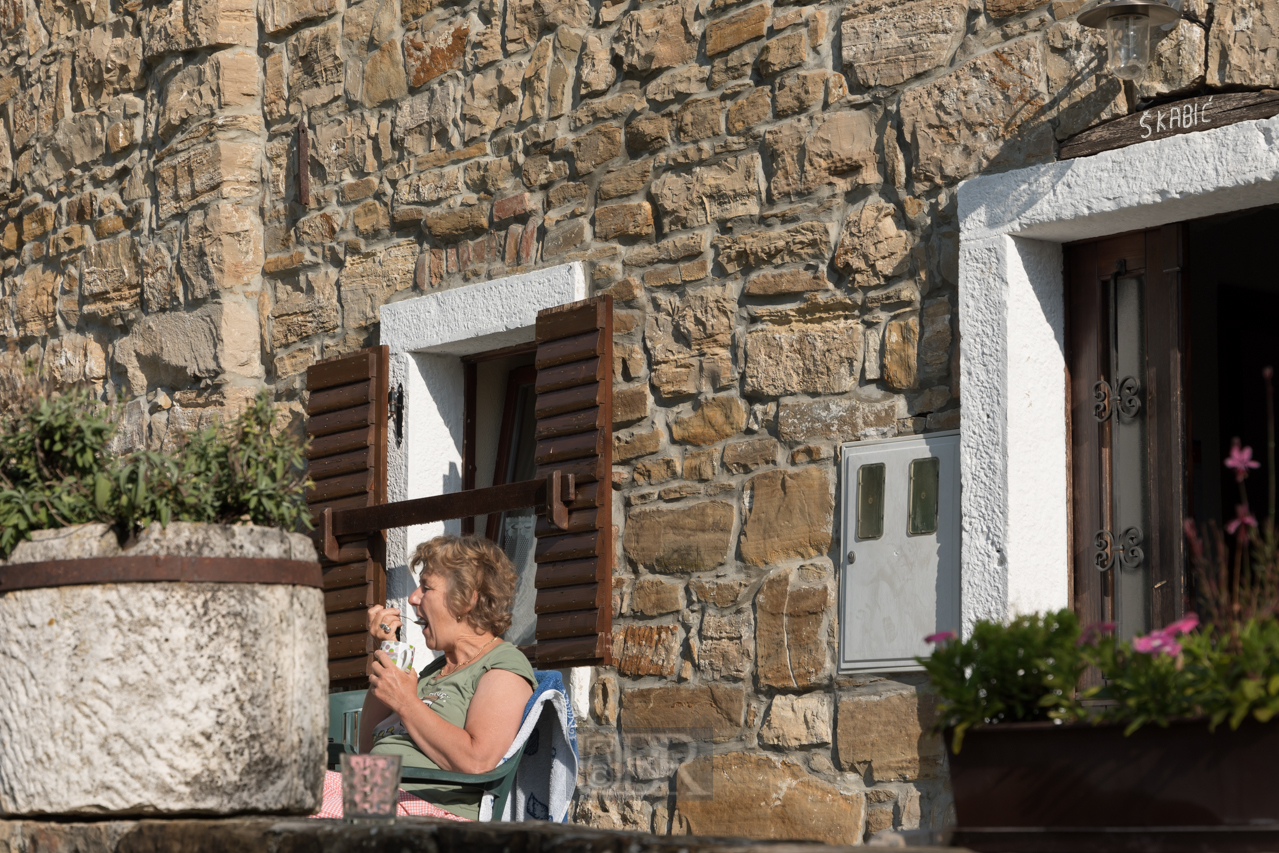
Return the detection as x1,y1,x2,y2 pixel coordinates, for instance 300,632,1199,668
0,522,328,818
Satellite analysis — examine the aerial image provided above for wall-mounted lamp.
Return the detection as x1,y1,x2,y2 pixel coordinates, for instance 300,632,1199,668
1078,0,1182,80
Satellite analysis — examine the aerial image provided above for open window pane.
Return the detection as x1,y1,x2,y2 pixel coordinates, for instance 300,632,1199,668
908,457,940,536
857,463,886,540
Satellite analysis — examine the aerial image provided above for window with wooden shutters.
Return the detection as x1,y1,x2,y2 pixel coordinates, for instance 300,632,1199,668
305,346,390,689
1065,226,1187,639
528,295,613,667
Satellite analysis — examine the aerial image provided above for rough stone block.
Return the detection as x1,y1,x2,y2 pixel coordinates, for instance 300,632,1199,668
698,609,752,679
767,110,879,202
755,567,831,688
721,437,778,473
80,234,141,318
626,113,672,152
543,217,590,257
741,467,832,567
405,22,468,88
571,123,624,175
745,314,861,397
261,0,337,34
155,142,260,221
599,161,652,200
613,0,699,73
676,96,724,141
760,693,833,747
623,501,735,572
883,312,919,390
777,395,898,442
112,302,261,397
676,754,865,843
743,269,829,295
773,69,826,116
900,38,1051,186
706,3,769,57
338,240,416,328
73,19,144,110
833,201,912,286
714,221,831,273
594,202,654,240
620,684,744,743
1140,18,1206,99
758,29,805,76
15,265,59,337
835,690,944,782
615,427,661,460
727,87,772,134
631,576,683,615
1207,0,1279,88
652,154,762,231
286,21,344,108
143,0,255,59
464,60,526,140
840,0,966,88
423,206,488,242
613,624,681,676
179,202,264,300
670,396,747,445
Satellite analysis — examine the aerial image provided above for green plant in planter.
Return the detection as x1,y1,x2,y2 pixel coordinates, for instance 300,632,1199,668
0,381,311,558
924,366,1279,751
919,611,1088,751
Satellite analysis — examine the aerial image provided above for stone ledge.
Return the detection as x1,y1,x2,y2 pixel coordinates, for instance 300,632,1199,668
0,817,964,853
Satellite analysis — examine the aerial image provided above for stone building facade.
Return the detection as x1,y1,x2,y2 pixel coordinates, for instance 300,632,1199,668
0,0,1273,840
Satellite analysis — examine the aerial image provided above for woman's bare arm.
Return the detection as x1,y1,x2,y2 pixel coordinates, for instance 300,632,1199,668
357,689,393,753
369,654,533,774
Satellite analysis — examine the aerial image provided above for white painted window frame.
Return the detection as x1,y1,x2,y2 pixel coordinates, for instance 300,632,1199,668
956,115,1279,634
377,263,590,714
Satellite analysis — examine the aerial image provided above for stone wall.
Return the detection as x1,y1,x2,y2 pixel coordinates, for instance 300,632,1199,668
1,0,1273,841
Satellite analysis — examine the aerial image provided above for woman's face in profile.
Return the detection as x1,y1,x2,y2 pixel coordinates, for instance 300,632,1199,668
408,570,456,650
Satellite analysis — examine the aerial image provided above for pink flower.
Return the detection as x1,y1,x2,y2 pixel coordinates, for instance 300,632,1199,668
1078,622,1116,646
1225,504,1258,535
1225,439,1260,483
1133,629,1181,657
925,631,956,644
1164,613,1199,635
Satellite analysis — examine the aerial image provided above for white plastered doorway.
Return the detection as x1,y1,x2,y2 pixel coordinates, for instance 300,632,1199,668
378,262,591,713
956,114,1279,633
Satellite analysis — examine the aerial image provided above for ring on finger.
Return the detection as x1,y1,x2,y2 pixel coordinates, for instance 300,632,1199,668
380,622,391,634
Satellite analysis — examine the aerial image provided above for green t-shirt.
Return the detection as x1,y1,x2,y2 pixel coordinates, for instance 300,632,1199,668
368,641,535,819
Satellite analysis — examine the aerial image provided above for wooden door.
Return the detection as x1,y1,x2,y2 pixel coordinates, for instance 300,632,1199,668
1066,225,1188,636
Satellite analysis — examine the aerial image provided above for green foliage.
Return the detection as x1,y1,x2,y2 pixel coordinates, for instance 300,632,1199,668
918,610,1087,752
921,612,1279,752
0,386,311,557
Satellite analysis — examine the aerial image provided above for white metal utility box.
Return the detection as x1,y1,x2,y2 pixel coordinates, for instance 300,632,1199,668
838,430,960,674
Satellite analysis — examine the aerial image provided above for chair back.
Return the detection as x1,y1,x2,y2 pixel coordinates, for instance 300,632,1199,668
329,689,367,753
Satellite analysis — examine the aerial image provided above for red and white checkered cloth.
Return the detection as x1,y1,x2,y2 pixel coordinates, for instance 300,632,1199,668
310,770,470,821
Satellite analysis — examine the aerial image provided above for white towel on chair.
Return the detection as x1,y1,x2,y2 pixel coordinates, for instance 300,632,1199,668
479,670,578,822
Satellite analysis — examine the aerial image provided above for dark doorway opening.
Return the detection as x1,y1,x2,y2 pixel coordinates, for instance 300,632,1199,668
1187,208,1279,537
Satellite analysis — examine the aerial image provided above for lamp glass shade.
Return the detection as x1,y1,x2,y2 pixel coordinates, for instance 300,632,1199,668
1107,13,1151,80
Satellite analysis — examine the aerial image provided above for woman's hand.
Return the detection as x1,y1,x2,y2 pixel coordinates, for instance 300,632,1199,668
368,650,419,715
367,605,402,643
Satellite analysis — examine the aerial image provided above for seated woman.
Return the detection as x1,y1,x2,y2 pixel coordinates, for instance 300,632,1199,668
357,535,535,819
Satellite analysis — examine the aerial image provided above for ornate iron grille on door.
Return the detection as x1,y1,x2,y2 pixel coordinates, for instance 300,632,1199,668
1092,260,1148,614
1067,227,1188,639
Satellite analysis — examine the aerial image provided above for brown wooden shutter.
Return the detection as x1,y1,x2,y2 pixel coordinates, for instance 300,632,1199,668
530,295,613,667
305,346,390,689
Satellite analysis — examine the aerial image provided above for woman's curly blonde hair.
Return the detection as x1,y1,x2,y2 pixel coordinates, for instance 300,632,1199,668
410,535,517,636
